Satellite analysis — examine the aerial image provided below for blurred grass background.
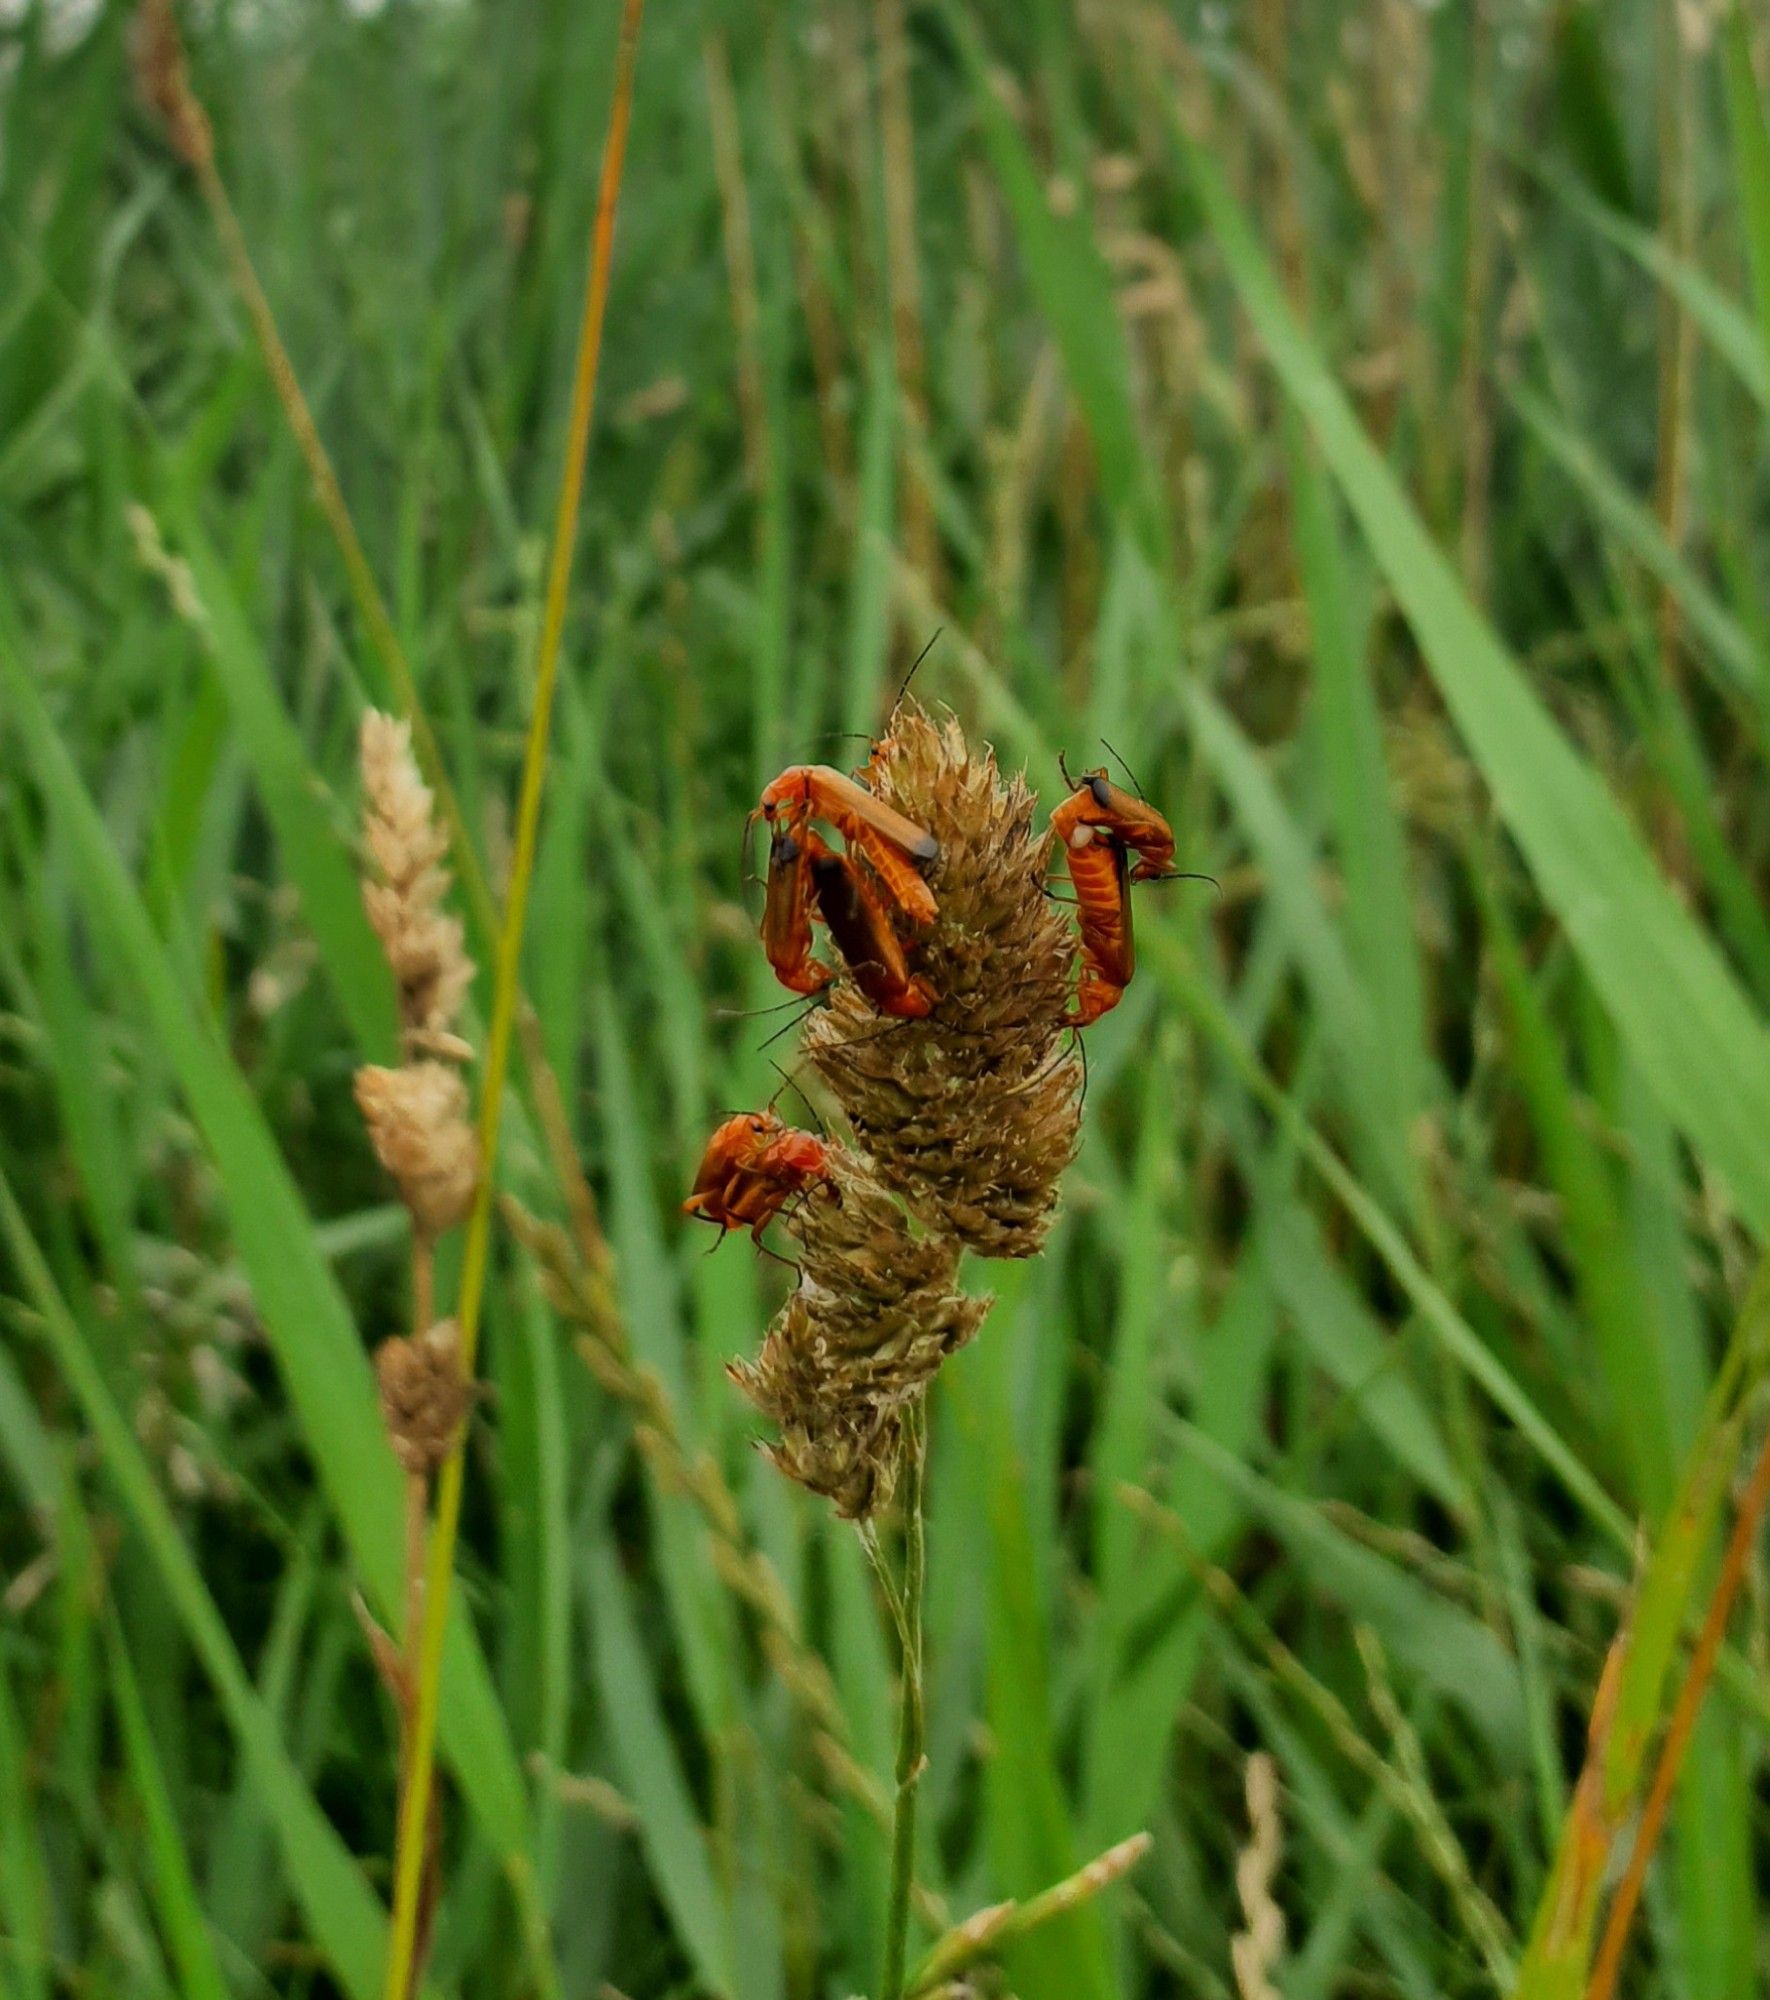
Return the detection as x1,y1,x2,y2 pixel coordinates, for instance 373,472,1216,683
5,0,1770,1994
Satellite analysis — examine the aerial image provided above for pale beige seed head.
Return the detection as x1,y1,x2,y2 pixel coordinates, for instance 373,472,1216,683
375,1318,471,1476
359,711,475,1060
354,1061,478,1238
804,703,1082,1256
1231,1752,1285,2000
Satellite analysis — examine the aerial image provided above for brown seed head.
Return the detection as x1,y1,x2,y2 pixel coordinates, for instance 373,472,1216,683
730,703,1087,1517
354,1061,479,1239
804,703,1082,1256
359,711,475,1062
131,0,214,168
376,1318,471,1476
726,1149,990,1518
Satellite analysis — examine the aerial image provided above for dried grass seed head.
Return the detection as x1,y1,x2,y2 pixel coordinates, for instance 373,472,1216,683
803,703,1082,1257
354,1061,479,1238
359,711,475,1061
376,1318,471,1476
727,1149,990,1518
132,0,214,168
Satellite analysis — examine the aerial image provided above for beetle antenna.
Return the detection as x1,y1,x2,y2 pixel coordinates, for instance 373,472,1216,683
1140,870,1221,892
1057,749,1078,791
1099,736,1149,800
765,1059,824,1129
716,993,819,1022
756,1007,820,1054
890,626,943,715
752,1238,803,1272
739,808,761,906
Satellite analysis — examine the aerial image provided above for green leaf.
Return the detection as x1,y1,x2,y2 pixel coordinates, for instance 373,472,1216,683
1513,1257,1770,1997
944,4,1164,559
1176,132,1770,1236
0,1164,387,2000
1723,9,1770,393
1173,1423,1526,1760
0,635,532,1870
105,1619,232,2000
587,1545,738,1997
167,503,402,1063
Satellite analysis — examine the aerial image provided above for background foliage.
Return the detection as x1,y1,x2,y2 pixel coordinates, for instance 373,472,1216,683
4,0,1770,1994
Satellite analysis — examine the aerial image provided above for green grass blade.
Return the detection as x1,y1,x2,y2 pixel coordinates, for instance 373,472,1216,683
1172,1423,1525,1760
1289,421,1432,1181
1534,161,1770,409
166,502,402,1061
950,1273,1121,2000
0,1648,52,2000
1185,683,1413,1215
1177,132,1770,1236
105,1619,232,2000
0,634,531,1867
943,4,1163,560
586,1545,738,1997
0,1164,387,2000
1512,1257,1770,1998
1507,382,1765,711
1723,9,1770,390
1154,932,1632,1549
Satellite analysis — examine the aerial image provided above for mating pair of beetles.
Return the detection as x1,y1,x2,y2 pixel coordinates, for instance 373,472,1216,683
683,751,1188,1251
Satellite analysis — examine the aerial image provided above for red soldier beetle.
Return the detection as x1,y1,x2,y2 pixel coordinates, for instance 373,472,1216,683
1049,751,1212,1026
1054,819,1136,1028
760,826,833,998
752,764,940,927
682,1110,832,1250
1053,752,1177,882
806,835,937,1020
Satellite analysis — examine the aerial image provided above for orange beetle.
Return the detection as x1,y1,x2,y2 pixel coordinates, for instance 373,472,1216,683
1052,756,1177,882
683,1111,831,1247
1052,818,1135,1028
806,833,937,1020
1049,756,1204,1027
760,826,834,998
753,764,939,927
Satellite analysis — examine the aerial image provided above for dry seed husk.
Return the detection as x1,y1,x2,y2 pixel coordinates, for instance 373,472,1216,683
803,704,1082,1257
376,1319,471,1476
734,704,1082,1518
727,1150,989,1517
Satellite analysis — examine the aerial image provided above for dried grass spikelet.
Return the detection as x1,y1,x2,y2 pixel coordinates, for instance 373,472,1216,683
359,711,475,1062
131,0,214,169
1231,1752,1285,2000
376,1319,471,1476
727,1150,990,1518
355,1062,479,1239
801,703,1082,1256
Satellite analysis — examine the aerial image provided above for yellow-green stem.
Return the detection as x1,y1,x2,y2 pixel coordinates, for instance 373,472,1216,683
379,4,647,1994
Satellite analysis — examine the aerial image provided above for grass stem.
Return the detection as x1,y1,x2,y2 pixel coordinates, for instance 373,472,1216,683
1584,1412,1770,2000
877,1394,928,2000
153,0,614,1281
379,3,646,1994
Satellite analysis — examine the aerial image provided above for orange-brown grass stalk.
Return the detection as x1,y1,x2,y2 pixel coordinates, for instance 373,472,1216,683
1586,1415,1770,2000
